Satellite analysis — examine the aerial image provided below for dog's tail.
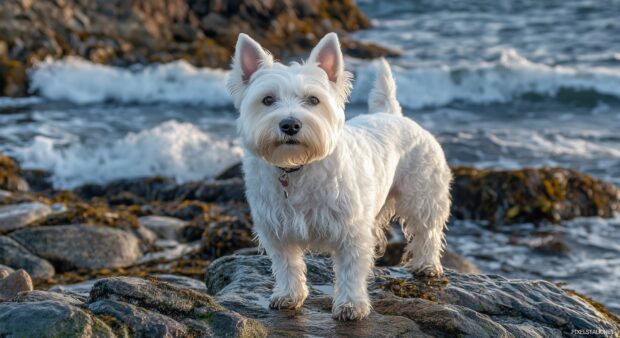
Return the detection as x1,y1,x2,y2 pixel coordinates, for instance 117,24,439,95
368,58,402,116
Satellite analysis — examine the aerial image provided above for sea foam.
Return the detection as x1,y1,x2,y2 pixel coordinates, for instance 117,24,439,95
28,50,620,109
15,120,243,189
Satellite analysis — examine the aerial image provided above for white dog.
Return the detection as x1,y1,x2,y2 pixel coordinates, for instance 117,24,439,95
227,32,452,321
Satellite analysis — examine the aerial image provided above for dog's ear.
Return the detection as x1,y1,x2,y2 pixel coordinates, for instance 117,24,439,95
228,34,273,106
308,33,352,105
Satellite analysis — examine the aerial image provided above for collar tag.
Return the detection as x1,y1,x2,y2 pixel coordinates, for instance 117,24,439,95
278,172,289,199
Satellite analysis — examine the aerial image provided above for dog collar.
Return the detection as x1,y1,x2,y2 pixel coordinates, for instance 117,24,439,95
276,166,302,199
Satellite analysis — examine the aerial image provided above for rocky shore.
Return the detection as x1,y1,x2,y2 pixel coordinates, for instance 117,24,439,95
1,152,620,336
0,0,397,97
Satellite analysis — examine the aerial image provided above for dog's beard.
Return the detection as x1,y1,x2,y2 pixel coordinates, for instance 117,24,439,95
251,117,334,168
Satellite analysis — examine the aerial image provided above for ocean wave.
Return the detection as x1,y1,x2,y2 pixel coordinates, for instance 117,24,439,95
352,49,620,109
14,120,243,189
29,57,230,106
27,51,620,108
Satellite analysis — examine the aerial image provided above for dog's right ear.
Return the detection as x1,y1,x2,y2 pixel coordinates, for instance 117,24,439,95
228,34,273,107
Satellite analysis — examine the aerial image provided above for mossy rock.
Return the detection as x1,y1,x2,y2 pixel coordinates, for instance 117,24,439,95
0,57,27,97
0,154,28,192
451,166,620,225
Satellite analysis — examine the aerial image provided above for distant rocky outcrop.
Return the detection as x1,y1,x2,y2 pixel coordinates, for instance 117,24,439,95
206,254,620,337
451,166,620,225
0,0,396,96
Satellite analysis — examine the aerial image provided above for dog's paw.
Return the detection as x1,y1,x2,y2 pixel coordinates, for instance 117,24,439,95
269,293,306,310
332,302,371,321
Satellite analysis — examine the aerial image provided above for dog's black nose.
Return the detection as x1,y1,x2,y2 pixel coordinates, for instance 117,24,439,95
279,117,302,136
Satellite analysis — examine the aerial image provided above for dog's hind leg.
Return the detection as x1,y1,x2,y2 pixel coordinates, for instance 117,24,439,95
394,148,452,277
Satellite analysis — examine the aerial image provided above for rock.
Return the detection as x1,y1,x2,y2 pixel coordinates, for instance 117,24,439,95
14,290,83,305
138,215,188,241
202,217,255,258
439,251,481,274
0,236,55,280
89,276,267,337
216,162,243,180
139,241,201,264
0,202,52,233
0,264,14,276
451,166,620,225
49,279,99,300
0,154,28,192
206,255,620,337
0,300,115,337
152,274,207,291
10,224,143,271
89,299,189,337
0,269,33,301
20,169,54,192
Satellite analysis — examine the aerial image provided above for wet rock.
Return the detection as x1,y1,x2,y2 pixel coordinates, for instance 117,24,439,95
216,162,243,180
138,215,188,241
75,176,246,203
0,154,28,192
89,299,189,337
0,300,115,337
14,290,83,305
20,169,54,192
440,251,480,274
49,279,97,300
202,217,255,258
89,276,267,337
452,166,620,225
0,264,13,276
0,236,55,280
10,224,143,271
139,241,201,264
0,202,52,233
206,254,620,337
0,269,33,301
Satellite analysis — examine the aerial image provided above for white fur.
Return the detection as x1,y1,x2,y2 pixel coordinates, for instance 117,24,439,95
228,33,452,321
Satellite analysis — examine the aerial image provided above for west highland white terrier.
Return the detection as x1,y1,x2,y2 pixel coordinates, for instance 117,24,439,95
227,32,452,321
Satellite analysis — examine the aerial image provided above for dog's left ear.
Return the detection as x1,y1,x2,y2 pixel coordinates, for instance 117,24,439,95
308,33,352,105
228,33,274,108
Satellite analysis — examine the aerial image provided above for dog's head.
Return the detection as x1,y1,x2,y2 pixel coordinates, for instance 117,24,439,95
228,33,352,168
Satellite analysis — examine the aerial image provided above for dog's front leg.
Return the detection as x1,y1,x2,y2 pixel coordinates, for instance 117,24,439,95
332,230,374,321
262,238,308,310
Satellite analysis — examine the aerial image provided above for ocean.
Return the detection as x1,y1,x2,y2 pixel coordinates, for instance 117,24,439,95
1,0,619,313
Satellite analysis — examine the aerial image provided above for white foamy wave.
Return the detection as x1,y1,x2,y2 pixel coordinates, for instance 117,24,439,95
0,97,43,108
29,57,231,106
351,49,620,109
15,120,243,189
28,51,620,108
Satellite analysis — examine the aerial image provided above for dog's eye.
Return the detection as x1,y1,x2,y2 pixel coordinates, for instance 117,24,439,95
262,96,275,106
307,96,320,106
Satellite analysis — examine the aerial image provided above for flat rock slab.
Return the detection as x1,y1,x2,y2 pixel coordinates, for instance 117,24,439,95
10,224,142,271
0,236,55,280
0,300,115,337
0,202,51,233
205,254,620,338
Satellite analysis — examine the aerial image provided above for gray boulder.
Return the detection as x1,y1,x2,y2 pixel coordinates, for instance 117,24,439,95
10,224,142,271
0,300,115,337
0,236,55,280
89,276,267,337
0,202,51,233
205,254,620,338
89,299,189,337
0,269,33,301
